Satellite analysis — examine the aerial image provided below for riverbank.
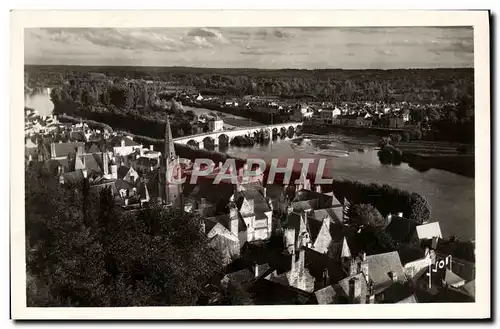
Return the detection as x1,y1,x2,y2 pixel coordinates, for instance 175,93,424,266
304,123,474,178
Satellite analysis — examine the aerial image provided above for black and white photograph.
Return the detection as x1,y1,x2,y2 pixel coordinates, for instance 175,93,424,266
10,10,490,320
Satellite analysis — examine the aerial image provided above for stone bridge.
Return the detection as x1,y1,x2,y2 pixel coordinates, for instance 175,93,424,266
173,122,303,148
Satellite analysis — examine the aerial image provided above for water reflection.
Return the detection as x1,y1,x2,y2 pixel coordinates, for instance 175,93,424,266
24,88,54,116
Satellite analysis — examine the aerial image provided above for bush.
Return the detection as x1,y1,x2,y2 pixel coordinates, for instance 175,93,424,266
331,179,431,224
349,203,389,229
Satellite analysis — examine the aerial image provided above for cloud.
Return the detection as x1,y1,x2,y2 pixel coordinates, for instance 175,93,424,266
24,27,474,69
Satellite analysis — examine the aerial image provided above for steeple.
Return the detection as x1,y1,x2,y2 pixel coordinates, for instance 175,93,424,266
165,115,176,161
163,114,182,208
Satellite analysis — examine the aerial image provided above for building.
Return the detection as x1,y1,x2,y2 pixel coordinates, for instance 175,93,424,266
207,115,224,132
109,135,143,157
389,117,405,129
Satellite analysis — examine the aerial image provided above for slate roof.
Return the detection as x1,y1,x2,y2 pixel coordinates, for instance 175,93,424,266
52,142,85,158
314,285,337,304
365,251,407,294
311,207,343,224
61,170,85,185
397,294,418,303
87,144,101,154
183,178,234,206
461,280,475,299
115,179,136,192
416,222,442,240
90,180,119,195
44,158,70,175
443,269,465,287
334,273,369,304
109,136,141,147
117,166,131,180
208,234,240,267
80,153,103,173
292,200,317,212
378,281,414,303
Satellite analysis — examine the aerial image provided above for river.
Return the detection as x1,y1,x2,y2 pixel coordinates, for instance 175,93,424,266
24,91,475,241
25,88,54,116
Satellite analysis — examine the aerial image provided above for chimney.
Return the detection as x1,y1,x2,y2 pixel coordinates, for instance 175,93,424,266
254,263,259,278
82,169,88,178
361,258,369,284
150,145,154,151
322,269,329,287
121,139,126,148
50,143,56,158
348,277,361,304
57,165,63,175
263,187,267,198
124,198,129,206
315,184,322,193
229,203,239,237
110,164,118,179
389,271,398,283
102,152,109,176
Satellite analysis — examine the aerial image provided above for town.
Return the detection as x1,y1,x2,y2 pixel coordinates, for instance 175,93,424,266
24,102,475,305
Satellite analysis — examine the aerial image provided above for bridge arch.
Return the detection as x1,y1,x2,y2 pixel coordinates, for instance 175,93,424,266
187,139,199,148
203,136,216,150
218,134,230,146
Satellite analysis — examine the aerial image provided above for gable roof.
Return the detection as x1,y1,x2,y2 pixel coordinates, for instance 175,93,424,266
117,166,131,179
87,144,101,154
396,294,418,303
335,273,369,304
312,208,343,225
109,136,140,147
443,269,465,287
365,251,406,293
61,170,85,185
53,142,85,158
314,285,337,304
81,153,103,173
416,222,442,240
461,280,475,299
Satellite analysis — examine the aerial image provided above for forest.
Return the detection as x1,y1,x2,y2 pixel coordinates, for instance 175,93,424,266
26,65,474,102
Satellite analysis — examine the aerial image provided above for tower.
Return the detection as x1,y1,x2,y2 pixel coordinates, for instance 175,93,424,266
163,115,182,208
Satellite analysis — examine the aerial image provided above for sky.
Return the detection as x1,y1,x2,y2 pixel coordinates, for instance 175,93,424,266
24,27,474,69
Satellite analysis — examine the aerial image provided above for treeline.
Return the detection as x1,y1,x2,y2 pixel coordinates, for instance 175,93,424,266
26,65,474,102
25,168,225,306
329,179,431,224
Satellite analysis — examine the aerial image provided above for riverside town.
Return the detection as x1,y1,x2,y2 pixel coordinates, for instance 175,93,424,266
23,26,476,308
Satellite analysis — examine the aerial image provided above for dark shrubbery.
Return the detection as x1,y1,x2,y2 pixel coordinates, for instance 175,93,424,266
331,179,431,224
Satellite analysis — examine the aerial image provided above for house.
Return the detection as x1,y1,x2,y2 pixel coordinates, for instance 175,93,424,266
207,115,224,132
117,165,139,183
318,108,341,124
416,222,443,240
109,136,142,157
49,142,85,159
365,251,407,295
231,183,274,242
389,117,405,129
402,109,411,122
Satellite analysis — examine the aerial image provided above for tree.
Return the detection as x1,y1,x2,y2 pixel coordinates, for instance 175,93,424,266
402,131,411,142
25,170,225,307
349,203,389,229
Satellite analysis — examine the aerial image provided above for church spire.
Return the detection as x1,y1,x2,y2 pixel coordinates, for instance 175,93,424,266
165,115,176,161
